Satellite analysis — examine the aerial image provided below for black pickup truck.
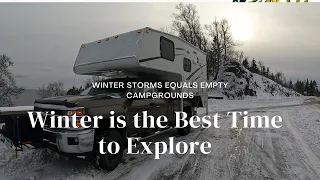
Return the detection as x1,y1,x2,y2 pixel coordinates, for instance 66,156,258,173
33,77,195,171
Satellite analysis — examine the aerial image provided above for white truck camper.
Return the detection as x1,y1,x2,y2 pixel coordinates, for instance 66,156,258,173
74,27,208,113
4,27,210,171
1,27,209,171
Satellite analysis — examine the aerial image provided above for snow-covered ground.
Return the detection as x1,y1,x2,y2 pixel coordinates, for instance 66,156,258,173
1,96,320,180
198,97,304,114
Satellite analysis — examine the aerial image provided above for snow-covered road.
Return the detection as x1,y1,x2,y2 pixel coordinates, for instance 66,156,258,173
1,97,320,180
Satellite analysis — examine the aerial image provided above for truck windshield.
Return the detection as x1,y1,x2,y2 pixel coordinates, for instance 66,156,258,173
80,86,127,98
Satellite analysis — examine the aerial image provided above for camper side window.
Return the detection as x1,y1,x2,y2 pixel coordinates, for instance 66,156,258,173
183,58,191,72
160,36,175,61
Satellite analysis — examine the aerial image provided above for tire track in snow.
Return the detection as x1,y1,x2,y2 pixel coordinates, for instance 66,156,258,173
221,107,320,180
172,116,231,180
149,115,233,180
282,110,320,178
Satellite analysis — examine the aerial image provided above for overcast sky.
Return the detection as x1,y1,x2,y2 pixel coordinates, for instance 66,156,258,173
0,3,319,89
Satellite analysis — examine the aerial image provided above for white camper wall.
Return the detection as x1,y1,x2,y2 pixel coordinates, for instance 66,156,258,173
74,29,144,75
138,28,208,108
138,28,206,82
73,27,208,108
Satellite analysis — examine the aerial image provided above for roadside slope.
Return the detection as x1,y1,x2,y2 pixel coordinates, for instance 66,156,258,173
210,60,300,99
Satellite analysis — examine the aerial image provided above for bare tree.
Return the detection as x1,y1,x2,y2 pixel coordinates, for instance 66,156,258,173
235,51,244,64
205,17,241,79
221,19,231,62
274,72,284,85
205,17,222,78
172,3,208,52
220,19,242,61
160,26,175,35
38,81,65,98
0,54,24,106
171,3,241,81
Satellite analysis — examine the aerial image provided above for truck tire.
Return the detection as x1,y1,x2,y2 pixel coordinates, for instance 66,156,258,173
99,130,124,171
176,107,192,136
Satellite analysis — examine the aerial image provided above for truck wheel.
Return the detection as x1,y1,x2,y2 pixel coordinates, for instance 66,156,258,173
176,107,192,136
99,130,124,171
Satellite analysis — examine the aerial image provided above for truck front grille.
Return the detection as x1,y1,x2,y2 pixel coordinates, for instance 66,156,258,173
43,131,56,143
44,118,71,129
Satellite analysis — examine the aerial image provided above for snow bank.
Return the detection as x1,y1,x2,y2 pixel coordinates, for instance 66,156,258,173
198,97,304,115
0,142,60,179
210,60,300,99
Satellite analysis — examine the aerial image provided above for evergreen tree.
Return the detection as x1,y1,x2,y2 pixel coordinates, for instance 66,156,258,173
261,66,266,76
309,80,315,95
305,79,309,95
266,67,270,78
294,80,306,94
270,73,275,81
249,59,259,74
313,80,318,92
242,58,249,69
288,80,294,89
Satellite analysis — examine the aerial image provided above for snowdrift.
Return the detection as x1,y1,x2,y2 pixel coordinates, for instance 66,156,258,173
210,60,301,99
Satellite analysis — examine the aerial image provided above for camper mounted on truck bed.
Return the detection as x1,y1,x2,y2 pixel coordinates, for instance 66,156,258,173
32,27,208,171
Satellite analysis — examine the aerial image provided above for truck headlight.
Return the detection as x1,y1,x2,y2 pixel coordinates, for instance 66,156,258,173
67,109,85,116
76,121,82,128
75,119,91,128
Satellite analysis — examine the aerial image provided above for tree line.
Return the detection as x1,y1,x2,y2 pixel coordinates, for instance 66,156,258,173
242,58,318,96
36,76,103,98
